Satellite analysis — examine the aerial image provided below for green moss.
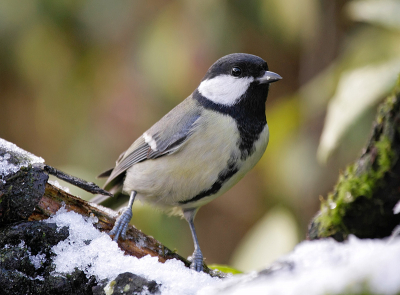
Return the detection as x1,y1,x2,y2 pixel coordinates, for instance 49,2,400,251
316,132,395,238
375,136,395,176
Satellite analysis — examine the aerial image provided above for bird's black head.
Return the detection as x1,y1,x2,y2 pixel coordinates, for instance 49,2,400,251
193,53,281,158
196,53,281,107
202,53,268,81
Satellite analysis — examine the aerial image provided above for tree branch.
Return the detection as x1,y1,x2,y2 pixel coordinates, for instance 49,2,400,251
0,140,213,275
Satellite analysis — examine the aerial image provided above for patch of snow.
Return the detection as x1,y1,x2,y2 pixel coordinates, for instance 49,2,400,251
48,180,70,193
44,207,220,295
89,202,119,218
201,236,400,295
0,138,44,179
136,236,147,249
43,206,400,295
32,275,45,281
389,225,400,243
5,240,47,280
13,240,47,270
29,252,47,270
393,200,400,214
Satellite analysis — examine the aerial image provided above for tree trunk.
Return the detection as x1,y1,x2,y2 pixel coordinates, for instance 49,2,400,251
308,77,400,241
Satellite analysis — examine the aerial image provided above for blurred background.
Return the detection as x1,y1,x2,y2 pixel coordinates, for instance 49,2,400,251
1,0,399,272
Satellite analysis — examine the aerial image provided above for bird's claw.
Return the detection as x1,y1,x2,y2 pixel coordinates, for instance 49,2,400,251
188,250,204,272
109,207,133,241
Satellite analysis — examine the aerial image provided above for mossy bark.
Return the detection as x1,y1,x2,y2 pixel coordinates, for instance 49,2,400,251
308,76,400,241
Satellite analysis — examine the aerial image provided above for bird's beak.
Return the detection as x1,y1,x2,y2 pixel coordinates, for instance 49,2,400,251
257,71,282,84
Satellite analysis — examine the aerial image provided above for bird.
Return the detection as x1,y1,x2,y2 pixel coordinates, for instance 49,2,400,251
98,53,281,272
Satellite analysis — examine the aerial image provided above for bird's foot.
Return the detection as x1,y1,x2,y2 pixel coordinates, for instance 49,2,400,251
188,250,204,272
109,207,133,241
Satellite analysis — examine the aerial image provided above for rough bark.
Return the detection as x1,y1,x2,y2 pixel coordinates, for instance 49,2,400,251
0,164,190,266
0,139,216,294
308,77,400,241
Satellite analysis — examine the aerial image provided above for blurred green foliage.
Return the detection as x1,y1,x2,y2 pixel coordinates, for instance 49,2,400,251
0,0,399,270
208,264,243,275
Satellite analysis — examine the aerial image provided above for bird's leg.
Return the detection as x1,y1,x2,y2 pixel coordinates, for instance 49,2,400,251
183,209,204,272
109,190,136,241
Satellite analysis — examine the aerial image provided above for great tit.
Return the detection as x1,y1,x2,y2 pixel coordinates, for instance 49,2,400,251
98,53,281,272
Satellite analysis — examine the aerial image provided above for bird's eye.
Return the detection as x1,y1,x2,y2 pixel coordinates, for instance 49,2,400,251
231,67,242,77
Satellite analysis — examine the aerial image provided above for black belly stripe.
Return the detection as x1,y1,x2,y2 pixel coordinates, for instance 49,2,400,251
192,88,267,159
179,157,238,205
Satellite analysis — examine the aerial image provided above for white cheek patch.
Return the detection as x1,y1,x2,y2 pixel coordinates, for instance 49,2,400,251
143,132,158,151
198,75,254,106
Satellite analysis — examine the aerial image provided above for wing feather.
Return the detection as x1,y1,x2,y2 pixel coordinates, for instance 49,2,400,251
103,97,201,190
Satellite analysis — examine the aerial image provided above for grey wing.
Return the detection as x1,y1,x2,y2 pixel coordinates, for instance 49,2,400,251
103,97,201,188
